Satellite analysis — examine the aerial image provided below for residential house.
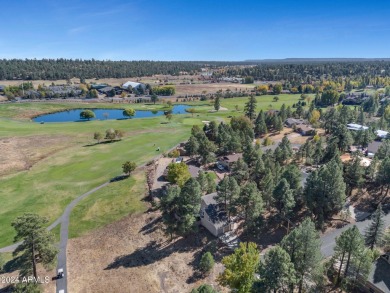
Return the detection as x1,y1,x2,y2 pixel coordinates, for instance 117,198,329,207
347,123,369,131
200,193,235,237
366,141,383,158
217,153,243,171
342,94,369,105
285,118,308,127
122,81,146,92
90,84,109,90
296,124,315,136
376,130,389,139
359,253,390,293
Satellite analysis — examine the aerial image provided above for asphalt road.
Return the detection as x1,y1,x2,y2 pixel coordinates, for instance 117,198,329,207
55,182,110,293
320,209,390,257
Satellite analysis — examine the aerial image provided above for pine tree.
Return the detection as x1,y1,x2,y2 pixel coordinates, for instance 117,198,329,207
254,110,268,136
244,95,257,120
197,170,208,194
364,204,385,249
185,135,199,157
344,154,364,196
376,157,390,200
216,176,240,220
275,116,284,133
273,178,295,216
214,96,221,111
12,214,58,279
332,226,365,283
304,158,346,224
238,182,263,241
281,218,323,293
231,158,250,185
260,172,275,210
176,178,202,236
259,246,296,292
199,252,215,275
160,185,181,240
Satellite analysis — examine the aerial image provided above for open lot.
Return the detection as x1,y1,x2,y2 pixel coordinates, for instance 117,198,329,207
67,211,226,293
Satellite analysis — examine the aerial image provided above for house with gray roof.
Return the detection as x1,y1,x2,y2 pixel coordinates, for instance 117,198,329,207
360,254,390,293
200,193,236,237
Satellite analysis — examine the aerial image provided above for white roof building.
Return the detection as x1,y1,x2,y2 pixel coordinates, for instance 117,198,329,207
347,123,369,131
376,129,389,139
122,81,145,89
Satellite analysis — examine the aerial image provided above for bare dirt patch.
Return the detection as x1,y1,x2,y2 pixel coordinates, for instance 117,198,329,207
0,135,74,177
67,212,227,293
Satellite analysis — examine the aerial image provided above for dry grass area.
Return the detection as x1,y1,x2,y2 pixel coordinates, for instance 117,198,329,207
67,212,227,293
0,135,73,177
0,266,56,293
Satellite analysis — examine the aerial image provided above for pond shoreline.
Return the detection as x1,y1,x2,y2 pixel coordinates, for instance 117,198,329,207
32,105,191,123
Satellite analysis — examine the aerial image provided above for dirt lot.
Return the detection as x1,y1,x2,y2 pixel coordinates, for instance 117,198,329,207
0,266,56,293
0,135,73,177
67,212,227,293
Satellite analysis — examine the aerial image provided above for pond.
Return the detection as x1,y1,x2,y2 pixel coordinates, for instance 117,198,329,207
33,105,191,123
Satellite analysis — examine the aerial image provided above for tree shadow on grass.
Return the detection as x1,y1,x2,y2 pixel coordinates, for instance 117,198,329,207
2,256,23,273
104,237,198,270
83,140,122,147
138,216,162,236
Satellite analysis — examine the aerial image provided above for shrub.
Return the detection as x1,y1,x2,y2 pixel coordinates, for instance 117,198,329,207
199,252,215,275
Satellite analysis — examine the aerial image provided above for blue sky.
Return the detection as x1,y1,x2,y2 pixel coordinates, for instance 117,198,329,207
1,0,390,61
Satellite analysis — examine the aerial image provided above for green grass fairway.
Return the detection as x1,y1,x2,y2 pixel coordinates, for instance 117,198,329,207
0,115,194,247
69,169,146,238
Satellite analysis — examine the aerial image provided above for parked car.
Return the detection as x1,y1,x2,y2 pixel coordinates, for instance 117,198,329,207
216,163,225,171
57,268,64,279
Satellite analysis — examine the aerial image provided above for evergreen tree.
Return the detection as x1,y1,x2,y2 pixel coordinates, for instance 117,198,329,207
279,103,287,121
274,136,293,164
251,157,266,185
258,246,296,292
244,95,257,120
364,204,385,249
199,252,215,275
254,110,268,136
273,178,295,216
185,135,199,157
376,157,390,200
304,158,346,224
214,96,221,111
191,284,218,293
216,176,240,220
275,116,284,133
344,154,364,196
332,226,366,283
242,143,261,169
238,182,263,241
197,170,209,194
160,185,181,240
12,214,58,279
231,158,250,185
176,178,202,236
281,218,323,293
376,139,390,160
260,172,275,210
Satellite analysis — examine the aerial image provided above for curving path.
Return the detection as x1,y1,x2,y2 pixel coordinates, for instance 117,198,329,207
56,182,110,293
